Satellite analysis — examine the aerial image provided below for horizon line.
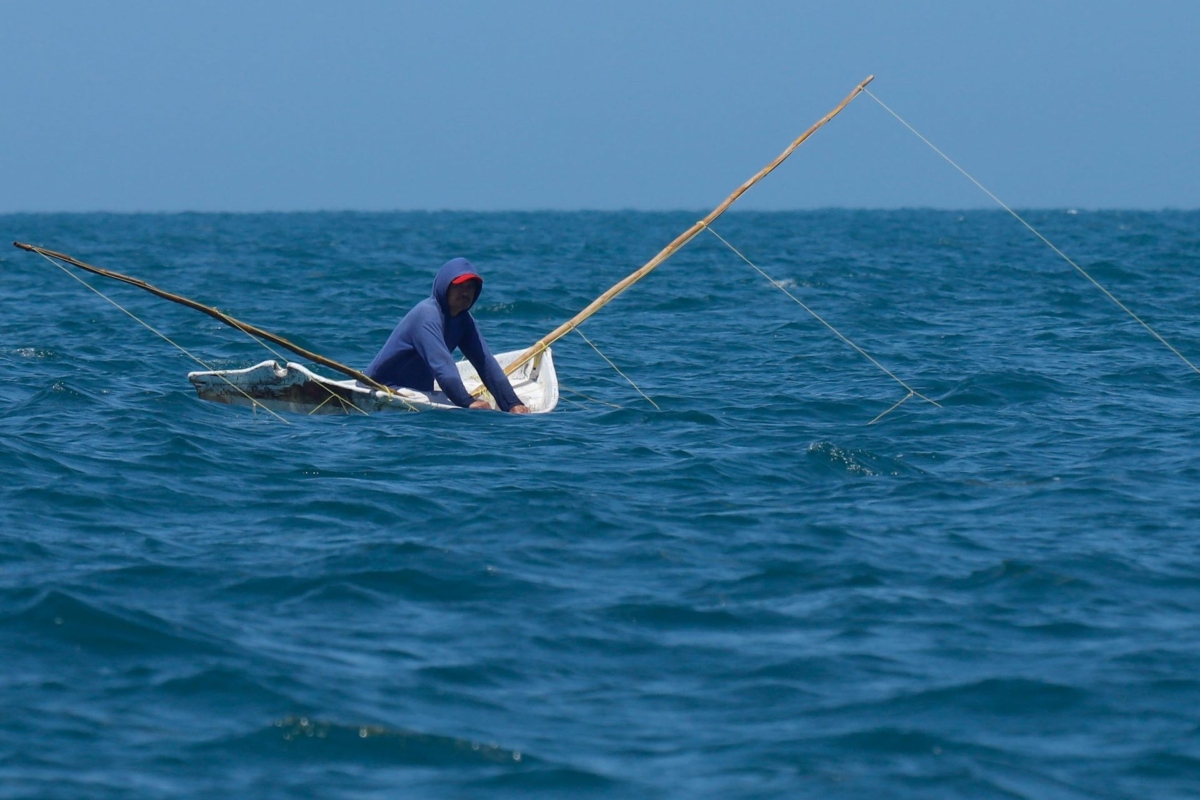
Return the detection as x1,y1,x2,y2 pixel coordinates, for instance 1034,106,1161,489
2,206,1198,216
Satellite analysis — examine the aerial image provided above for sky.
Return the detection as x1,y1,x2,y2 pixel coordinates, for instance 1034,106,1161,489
1,1,1197,212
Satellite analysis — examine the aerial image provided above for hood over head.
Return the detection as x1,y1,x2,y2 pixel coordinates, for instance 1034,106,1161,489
432,258,483,314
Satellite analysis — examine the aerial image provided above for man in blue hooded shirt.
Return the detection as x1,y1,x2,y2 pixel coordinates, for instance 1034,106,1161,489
365,258,529,413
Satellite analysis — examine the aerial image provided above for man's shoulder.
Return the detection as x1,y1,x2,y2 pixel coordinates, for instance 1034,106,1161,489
404,297,443,324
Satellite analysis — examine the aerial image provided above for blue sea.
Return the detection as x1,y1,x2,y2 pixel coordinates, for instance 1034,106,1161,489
2,210,1199,799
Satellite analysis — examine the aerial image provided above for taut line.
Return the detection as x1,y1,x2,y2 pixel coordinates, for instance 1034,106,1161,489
484,75,876,390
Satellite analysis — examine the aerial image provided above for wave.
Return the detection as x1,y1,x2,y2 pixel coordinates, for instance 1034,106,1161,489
3,589,226,658
806,441,924,477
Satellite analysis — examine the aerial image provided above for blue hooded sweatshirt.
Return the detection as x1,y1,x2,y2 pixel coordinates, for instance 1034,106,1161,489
365,258,523,411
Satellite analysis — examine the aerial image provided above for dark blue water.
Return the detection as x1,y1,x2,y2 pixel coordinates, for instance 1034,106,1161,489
2,210,1199,798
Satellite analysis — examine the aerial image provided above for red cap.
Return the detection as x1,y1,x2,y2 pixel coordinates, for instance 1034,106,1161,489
450,273,482,286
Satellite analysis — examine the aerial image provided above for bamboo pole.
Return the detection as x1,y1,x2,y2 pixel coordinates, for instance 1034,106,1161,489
491,75,875,385
12,241,398,395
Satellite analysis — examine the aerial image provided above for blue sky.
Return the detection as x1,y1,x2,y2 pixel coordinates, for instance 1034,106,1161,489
2,1,1196,211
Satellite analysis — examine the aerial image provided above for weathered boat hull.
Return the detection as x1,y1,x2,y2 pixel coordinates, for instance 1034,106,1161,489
187,348,558,415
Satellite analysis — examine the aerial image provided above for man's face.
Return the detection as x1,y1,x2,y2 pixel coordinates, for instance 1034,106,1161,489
447,280,479,316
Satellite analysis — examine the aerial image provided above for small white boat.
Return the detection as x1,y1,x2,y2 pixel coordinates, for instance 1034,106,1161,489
188,348,558,415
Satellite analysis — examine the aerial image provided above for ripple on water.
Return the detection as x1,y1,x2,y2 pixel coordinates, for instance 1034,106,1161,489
5,589,225,658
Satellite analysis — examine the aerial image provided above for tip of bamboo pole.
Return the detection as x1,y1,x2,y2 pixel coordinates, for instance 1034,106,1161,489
13,241,34,251
860,75,875,88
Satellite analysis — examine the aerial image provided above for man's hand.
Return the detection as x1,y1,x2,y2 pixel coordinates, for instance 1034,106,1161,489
509,404,530,414
469,399,491,410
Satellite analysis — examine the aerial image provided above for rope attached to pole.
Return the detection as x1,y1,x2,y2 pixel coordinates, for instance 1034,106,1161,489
574,328,660,410
702,223,938,423
484,75,877,393
862,87,1200,378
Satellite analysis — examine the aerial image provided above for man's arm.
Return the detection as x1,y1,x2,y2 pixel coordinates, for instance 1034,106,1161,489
459,319,525,412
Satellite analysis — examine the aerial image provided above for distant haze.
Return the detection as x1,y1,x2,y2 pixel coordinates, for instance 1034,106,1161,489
2,1,1197,212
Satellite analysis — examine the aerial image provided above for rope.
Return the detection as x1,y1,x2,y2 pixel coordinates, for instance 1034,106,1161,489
308,392,338,415
36,251,290,424
867,390,914,426
863,87,1200,377
702,224,940,422
560,384,625,409
573,328,660,410
558,393,592,410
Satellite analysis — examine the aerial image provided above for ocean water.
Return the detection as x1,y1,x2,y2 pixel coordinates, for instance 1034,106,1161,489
1,210,1198,799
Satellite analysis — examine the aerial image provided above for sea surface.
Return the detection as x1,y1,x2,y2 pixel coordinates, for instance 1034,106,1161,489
1,210,1199,799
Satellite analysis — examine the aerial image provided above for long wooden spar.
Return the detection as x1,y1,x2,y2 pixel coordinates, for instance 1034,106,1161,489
493,74,875,384
11,241,399,395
